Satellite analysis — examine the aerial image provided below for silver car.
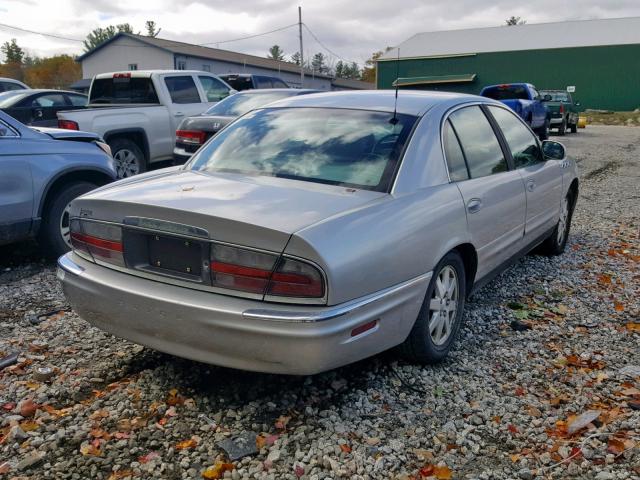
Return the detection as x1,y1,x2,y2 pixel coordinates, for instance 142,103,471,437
57,91,578,375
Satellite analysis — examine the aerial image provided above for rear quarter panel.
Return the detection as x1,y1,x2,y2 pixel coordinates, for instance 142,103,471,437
286,184,469,305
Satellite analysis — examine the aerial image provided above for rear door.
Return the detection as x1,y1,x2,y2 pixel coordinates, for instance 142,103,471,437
196,75,232,103
487,105,563,240
29,92,70,127
445,105,527,279
164,75,210,132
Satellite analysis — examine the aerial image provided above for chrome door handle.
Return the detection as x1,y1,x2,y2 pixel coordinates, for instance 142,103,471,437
466,198,482,214
526,180,536,192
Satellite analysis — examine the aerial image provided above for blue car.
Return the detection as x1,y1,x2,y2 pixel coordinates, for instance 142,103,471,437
0,110,116,257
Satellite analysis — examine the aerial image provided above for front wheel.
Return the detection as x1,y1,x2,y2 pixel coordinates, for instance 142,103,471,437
539,194,573,256
39,181,98,259
400,251,466,364
109,138,146,179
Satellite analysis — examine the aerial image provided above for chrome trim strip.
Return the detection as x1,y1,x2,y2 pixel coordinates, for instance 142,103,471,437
243,271,432,323
123,217,209,239
57,253,85,276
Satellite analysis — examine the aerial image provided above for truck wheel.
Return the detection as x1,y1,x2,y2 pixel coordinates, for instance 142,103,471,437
558,119,566,136
39,181,97,259
537,119,550,140
570,122,578,133
109,138,146,178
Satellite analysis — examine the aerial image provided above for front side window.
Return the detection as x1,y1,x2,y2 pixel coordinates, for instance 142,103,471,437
198,76,230,102
488,106,543,168
442,120,469,181
448,106,507,178
255,76,273,89
165,76,201,104
189,107,417,192
0,119,18,137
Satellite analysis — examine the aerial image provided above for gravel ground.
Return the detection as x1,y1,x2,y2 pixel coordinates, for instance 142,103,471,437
1,125,638,480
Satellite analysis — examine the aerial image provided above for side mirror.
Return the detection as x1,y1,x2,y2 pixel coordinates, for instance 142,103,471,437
543,94,552,102
542,140,566,160
575,101,581,107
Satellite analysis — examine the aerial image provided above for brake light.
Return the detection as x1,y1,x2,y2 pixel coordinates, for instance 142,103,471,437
70,219,124,266
210,245,324,299
559,104,565,113
176,130,206,145
58,119,79,130
113,73,131,79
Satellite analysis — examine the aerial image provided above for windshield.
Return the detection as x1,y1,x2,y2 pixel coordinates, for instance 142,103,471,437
0,91,28,107
189,107,417,192
204,91,298,117
482,85,529,100
541,91,570,102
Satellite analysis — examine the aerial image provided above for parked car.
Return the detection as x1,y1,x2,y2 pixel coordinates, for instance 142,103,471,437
57,91,578,375
0,110,115,258
0,77,29,92
174,88,320,163
218,73,289,91
57,70,235,178
540,90,580,135
0,89,87,127
480,83,550,139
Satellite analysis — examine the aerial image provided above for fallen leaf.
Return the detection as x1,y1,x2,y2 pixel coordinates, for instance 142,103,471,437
626,323,640,333
19,421,39,432
0,462,10,474
138,451,160,464
89,409,109,421
107,470,134,480
433,465,453,480
256,435,266,450
507,424,519,434
202,461,234,479
275,415,291,429
515,387,526,396
419,464,434,477
597,274,612,285
294,464,304,478
1,402,15,411
510,453,521,462
607,438,625,455
176,438,198,450
340,444,352,453
19,399,38,417
80,442,102,456
113,432,131,439
567,410,600,435
614,302,625,312
413,449,435,461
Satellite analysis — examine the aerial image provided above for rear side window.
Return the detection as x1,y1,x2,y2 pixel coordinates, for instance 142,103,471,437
90,77,159,104
448,106,507,178
32,94,67,107
165,76,201,104
442,120,469,181
0,81,25,92
488,106,543,168
482,85,529,100
198,76,230,102
67,94,87,106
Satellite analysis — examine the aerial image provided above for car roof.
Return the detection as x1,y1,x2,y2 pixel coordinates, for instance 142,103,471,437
4,89,85,95
219,73,277,78
232,88,318,95
265,90,485,116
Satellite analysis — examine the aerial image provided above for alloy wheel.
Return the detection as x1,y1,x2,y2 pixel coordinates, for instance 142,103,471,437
60,202,72,248
428,265,459,346
113,149,141,178
557,196,569,244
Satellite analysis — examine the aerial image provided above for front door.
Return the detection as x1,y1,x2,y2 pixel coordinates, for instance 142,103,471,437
445,106,527,279
486,105,563,240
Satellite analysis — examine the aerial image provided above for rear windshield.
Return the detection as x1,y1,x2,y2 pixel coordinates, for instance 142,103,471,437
188,107,417,192
482,85,529,100
90,77,159,104
541,91,570,102
204,91,298,117
219,76,253,91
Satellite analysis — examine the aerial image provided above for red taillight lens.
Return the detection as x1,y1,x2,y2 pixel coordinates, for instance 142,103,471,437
58,119,79,130
210,245,324,299
559,105,565,113
176,130,206,145
70,219,124,266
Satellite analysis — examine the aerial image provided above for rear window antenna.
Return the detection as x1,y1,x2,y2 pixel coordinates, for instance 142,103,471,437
391,47,400,125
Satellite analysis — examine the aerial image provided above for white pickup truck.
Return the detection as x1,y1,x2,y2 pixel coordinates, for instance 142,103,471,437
57,70,234,178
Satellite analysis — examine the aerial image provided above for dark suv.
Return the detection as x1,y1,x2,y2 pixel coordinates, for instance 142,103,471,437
217,74,289,91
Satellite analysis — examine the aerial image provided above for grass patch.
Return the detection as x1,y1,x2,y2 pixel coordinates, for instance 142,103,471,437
584,110,640,126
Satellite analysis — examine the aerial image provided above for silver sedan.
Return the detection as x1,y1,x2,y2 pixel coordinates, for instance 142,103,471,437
57,91,578,375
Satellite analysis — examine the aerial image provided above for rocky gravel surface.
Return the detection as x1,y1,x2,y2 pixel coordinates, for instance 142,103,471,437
1,126,639,479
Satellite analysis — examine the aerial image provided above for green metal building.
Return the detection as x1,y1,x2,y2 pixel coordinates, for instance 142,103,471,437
377,17,640,111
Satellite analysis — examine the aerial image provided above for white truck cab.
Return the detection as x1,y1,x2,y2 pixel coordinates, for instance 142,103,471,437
57,70,235,178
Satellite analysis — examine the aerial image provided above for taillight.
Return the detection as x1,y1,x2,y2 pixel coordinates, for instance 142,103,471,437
58,119,79,130
95,141,112,157
70,219,124,267
176,130,206,145
210,245,324,299
559,104,565,113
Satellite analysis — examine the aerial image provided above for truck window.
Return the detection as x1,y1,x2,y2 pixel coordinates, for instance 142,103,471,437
90,77,159,104
198,76,230,102
165,76,201,104
255,76,273,89
220,76,253,91
482,85,530,101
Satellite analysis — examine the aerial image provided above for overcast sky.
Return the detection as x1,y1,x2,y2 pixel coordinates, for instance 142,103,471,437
2,0,640,66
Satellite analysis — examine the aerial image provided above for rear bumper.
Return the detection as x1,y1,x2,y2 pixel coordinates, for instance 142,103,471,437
172,147,193,165
549,117,564,125
58,253,429,375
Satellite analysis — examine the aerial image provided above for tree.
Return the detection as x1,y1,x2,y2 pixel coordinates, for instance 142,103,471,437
1,38,24,64
267,45,285,61
83,23,135,52
334,60,344,78
361,47,392,83
23,55,81,88
290,52,302,66
145,20,160,37
505,16,526,26
334,60,361,79
311,52,327,74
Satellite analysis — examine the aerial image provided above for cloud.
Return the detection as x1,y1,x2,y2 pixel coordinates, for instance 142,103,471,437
1,0,640,64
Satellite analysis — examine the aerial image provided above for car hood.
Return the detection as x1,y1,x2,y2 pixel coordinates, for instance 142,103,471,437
72,169,388,252
32,127,101,141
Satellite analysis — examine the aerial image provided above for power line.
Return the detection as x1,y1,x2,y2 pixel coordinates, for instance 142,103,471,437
0,22,83,43
302,23,359,65
198,23,298,46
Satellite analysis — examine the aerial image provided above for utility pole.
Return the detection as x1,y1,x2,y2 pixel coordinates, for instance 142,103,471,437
298,6,304,88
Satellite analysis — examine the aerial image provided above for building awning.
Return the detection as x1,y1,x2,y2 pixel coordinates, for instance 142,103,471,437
392,73,477,87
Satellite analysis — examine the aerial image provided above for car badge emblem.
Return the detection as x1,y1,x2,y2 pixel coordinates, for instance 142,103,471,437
212,122,221,129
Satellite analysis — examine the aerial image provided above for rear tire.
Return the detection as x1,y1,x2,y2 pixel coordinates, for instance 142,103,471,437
39,181,97,259
570,122,578,133
558,118,566,136
400,251,466,364
540,193,573,256
109,138,146,178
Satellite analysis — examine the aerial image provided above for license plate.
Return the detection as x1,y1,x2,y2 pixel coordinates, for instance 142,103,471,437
147,235,203,276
